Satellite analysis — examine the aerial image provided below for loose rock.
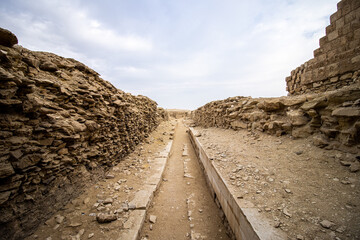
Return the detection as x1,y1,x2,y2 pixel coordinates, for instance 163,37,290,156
96,213,117,223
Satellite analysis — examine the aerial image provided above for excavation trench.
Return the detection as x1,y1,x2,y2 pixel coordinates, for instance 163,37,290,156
25,119,231,240
140,120,231,240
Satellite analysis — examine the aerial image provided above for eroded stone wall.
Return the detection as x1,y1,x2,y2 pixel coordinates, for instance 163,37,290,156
0,36,162,239
286,0,360,95
193,85,360,151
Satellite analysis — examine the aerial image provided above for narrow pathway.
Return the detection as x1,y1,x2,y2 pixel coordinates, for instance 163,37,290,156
140,120,230,240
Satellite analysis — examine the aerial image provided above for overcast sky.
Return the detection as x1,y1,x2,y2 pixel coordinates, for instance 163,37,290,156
1,0,338,110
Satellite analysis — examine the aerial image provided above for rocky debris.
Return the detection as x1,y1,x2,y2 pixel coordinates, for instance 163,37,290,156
149,215,157,224
320,220,335,229
55,215,64,224
0,28,18,47
0,30,166,239
192,85,360,150
96,213,117,223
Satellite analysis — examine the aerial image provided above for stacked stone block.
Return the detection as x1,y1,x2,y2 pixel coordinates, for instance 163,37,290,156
286,0,360,95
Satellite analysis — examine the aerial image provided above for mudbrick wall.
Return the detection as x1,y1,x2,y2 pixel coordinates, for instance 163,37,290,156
193,0,360,153
0,28,163,239
286,0,360,95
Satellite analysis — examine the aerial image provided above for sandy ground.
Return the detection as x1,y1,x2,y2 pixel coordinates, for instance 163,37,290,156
193,126,360,240
140,120,230,240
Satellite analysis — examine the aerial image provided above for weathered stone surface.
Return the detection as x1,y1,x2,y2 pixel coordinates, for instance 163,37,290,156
285,1,360,95
0,34,166,239
0,28,18,47
0,160,15,178
332,107,360,117
193,85,360,149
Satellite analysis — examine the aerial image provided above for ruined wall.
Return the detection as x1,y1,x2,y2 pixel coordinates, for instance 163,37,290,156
166,109,191,119
0,29,162,239
193,85,360,151
286,0,360,95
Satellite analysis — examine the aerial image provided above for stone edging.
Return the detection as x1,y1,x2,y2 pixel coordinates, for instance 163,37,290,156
117,140,173,240
188,128,286,240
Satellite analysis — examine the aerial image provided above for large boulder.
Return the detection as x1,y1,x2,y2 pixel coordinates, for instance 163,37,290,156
0,27,18,47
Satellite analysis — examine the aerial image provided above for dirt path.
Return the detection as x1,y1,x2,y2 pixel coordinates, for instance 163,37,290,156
140,120,230,240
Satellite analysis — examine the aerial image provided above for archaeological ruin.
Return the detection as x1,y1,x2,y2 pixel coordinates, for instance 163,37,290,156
0,0,359,239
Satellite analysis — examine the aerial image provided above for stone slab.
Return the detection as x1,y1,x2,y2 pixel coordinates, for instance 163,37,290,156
117,210,146,240
118,140,173,239
188,128,286,240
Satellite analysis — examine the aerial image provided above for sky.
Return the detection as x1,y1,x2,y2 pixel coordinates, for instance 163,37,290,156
1,0,339,110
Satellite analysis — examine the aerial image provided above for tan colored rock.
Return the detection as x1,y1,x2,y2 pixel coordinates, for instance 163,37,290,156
332,107,360,117
230,120,248,129
287,110,309,126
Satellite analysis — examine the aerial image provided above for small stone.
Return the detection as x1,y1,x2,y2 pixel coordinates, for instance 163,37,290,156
105,174,115,179
88,233,94,239
350,162,359,172
68,222,82,227
104,198,113,204
264,208,271,212
336,226,346,233
149,224,153,230
83,197,90,204
55,215,64,224
296,235,304,240
149,215,157,224
284,189,292,194
340,161,352,166
283,208,291,217
256,190,261,194
78,229,85,236
295,151,303,155
96,213,117,223
320,220,335,229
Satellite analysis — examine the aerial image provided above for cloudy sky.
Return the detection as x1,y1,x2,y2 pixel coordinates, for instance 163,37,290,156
1,0,338,110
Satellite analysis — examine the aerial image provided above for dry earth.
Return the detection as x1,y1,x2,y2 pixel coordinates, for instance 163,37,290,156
193,126,360,240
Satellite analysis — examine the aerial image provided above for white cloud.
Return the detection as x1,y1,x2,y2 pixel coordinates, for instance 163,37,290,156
0,0,339,109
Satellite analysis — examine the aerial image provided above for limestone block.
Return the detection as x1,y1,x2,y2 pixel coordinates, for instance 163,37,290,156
332,107,360,117
286,110,309,126
230,120,248,129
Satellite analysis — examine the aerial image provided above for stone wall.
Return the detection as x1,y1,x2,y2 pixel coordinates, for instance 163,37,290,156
166,109,191,119
193,85,360,152
286,0,360,95
0,32,162,239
